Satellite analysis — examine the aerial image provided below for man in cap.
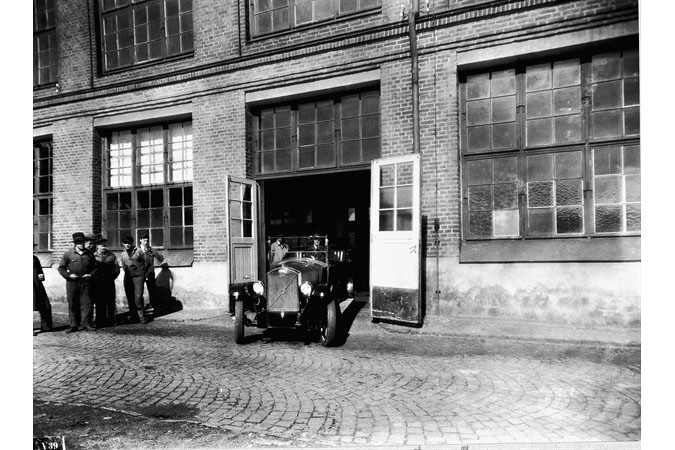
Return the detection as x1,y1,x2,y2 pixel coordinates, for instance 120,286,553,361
92,236,120,327
57,232,98,332
120,235,148,324
305,233,327,262
33,244,53,333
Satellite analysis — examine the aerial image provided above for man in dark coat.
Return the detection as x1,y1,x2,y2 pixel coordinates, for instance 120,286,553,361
120,235,148,324
33,245,53,333
93,237,120,327
138,234,162,318
57,232,98,333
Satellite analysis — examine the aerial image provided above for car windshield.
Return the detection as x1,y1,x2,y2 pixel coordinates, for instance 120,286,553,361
268,235,345,264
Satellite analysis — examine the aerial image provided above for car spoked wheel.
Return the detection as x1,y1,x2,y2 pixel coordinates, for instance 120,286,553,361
234,301,245,344
320,298,338,347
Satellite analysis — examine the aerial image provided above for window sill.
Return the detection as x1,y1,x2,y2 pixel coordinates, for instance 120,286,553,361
459,236,640,263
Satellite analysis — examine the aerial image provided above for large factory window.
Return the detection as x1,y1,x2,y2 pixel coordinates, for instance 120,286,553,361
102,121,193,249
99,0,193,72
34,0,58,86
249,0,380,37
460,47,639,242
254,90,380,175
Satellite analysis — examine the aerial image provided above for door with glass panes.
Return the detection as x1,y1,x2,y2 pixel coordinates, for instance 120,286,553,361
370,154,422,325
227,176,259,285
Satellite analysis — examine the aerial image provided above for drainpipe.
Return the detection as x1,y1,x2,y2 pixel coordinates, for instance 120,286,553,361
408,2,420,154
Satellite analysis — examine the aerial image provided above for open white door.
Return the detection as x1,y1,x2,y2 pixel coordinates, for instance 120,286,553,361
227,176,259,284
370,154,422,325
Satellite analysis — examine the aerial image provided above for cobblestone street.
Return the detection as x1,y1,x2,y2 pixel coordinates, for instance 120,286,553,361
33,299,640,448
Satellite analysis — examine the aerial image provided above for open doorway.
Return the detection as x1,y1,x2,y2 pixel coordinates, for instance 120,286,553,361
260,170,371,290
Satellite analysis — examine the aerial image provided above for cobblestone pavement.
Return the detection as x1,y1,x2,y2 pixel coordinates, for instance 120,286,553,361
33,300,640,447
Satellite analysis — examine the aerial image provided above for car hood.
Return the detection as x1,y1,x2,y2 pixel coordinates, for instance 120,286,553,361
268,258,326,286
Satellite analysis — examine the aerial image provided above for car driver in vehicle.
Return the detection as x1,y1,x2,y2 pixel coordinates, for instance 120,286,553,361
306,233,326,261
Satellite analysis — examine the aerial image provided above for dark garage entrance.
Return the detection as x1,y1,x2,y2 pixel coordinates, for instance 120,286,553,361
260,169,371,290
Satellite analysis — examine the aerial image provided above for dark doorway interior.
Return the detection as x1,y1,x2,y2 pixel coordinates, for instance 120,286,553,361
261,170,370,290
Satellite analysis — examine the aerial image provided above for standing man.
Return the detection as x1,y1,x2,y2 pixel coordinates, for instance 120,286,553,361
270,234,288,265
33,244,53,333
120,235,148,324
138,234,162,318
93,237,120,327
85,233,99,323
57,232,97,333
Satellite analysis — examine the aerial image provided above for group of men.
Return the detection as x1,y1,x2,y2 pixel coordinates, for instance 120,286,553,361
34,232,160,334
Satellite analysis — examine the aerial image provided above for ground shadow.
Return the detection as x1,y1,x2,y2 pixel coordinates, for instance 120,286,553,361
335,296,368,345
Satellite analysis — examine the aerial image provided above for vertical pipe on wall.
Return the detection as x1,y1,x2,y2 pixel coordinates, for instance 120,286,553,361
408,3,420,154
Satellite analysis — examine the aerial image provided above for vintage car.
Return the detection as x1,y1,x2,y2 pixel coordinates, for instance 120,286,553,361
229,235,354,346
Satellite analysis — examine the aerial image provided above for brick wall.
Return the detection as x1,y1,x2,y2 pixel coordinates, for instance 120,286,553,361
192,91,247,263
51,117,96,264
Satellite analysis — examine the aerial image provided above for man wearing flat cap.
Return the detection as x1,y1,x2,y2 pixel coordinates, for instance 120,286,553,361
57,232,98,333
92,236,120,327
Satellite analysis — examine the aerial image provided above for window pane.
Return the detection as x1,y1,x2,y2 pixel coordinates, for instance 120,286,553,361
593,146,622,175
493,157,518,183
362,138,380,161
379,210,394,231
491,69,516,96
528,182,553,207
528,208,554,235
342,141,360,164
397,185,412,208
467,159,492,185
593,80,622,110
527,118,553,146
467,126,491,152
467,100,490,126
468,186,492,210
526,64,551,91
342,117,360,140
492,96,516,123
469,211,492,237
362,115,380,138
556,206,583,234
170,227,183,246
626,204,641,232
595,205,622,232
276,149,292,171
493,210,519,236
380,187,394,208
556,179,582,206
624,145,640,174
397,209,412,231
137,209,149,227
466,74,490,100
624,77,639,106
555,151,583,179
554,115,582,143
592,53,621,82
494,183,518,209
526,91,552,118
624,108,640,136
492,123,517,149
625,174,640,203
527,153,553,181
594,176,622,203
298,147,315,168
553,59,580,88
554,87,581,115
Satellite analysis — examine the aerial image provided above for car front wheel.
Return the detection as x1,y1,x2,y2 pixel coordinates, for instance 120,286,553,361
234,301,245,344
320,298,338,347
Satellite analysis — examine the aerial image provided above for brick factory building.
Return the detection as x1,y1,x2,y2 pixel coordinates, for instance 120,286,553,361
33,0,640,327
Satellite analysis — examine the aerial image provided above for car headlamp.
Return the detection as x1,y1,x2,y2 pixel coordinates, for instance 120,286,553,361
300,281,313,297
252,281,265,296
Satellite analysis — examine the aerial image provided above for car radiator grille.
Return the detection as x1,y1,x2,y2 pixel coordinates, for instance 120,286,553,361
267,271,299,312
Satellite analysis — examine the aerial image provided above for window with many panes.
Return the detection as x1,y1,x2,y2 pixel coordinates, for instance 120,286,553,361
99,0,193,72
255,90,380,174
250,0,380,37
34,0,58,86
34,141,53,250
103,121,193,248
461,47,639,240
